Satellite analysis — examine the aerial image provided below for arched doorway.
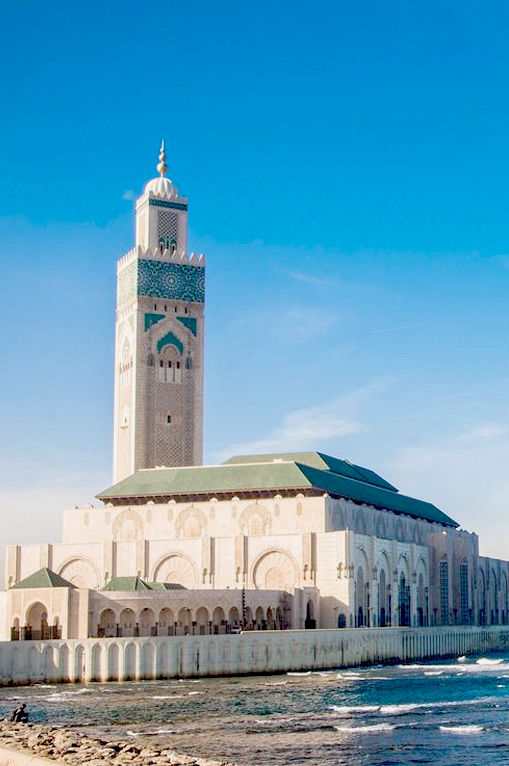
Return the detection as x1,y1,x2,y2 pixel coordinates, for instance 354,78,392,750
99,608,116,637
26,602,48,640
305,599,316,629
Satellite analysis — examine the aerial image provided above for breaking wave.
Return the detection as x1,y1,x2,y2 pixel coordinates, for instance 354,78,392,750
439,725,483,734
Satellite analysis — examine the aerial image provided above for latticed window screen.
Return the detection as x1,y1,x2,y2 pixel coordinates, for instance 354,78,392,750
440,561,449,624
157,210,178,249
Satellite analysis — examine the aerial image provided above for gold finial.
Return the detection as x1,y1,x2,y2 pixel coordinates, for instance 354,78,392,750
156,139,167,176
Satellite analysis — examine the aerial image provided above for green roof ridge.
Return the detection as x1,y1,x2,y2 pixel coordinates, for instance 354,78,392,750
102,576,151,591
97,451,457,528
11,567,75,590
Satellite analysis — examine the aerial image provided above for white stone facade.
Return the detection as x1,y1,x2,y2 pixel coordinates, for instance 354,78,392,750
113,153,205,482
6,486,509,639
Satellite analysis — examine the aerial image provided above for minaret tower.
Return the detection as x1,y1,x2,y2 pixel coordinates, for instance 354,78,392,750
113,142,205,482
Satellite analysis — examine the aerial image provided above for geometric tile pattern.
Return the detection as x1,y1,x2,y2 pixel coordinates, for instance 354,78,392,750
117,261,137,306
149,199,188,212
157,210,178,247
138,260,205,303
177,316,197,336
144,313,166,331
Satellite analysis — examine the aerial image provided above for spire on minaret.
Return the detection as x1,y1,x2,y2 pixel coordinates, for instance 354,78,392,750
157,140,168,177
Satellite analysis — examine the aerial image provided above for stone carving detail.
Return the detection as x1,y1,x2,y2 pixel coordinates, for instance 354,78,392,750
252,549,298,591
153,553,197,588
112,509,143,542
239,503,271,536
175,505,207,539
58,557,99,589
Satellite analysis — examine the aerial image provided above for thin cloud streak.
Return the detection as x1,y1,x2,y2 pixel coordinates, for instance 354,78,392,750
285,270,341,288
372,322,427,334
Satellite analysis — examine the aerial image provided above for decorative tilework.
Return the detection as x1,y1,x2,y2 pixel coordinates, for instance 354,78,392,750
144,313,165,331
177,316,197,336
117,261,137,306
138,260,205,303
157,331,184,355
149,199,188,211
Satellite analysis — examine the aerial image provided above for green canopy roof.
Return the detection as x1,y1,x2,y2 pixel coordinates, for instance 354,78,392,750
224,452,398,492
102,577,187,591
103,576,151,591
11,567,75,590
97,451,458,527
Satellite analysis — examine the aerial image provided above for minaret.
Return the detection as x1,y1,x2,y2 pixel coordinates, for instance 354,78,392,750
113,142,205,482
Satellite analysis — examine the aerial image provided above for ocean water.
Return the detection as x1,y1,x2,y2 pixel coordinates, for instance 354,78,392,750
2,653,509,764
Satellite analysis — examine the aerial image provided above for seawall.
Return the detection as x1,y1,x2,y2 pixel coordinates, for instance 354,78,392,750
1,626,509,685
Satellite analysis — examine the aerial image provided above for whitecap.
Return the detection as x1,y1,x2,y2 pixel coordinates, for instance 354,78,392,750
188,691,203,695
424,671,444,676
334,723,394,734
380,703,421,715
476,658,504,666
439,725,482,734
457,655,468,663
330,704,380,715
287,671,312,676
127,730,140,737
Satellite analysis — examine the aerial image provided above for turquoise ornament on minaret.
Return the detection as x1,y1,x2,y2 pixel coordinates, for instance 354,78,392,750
113,142,205,482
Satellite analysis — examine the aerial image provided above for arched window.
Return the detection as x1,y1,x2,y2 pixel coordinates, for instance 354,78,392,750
460,562,469,625
502,572,509,625
356,566,366,627
399,572,410,627
120,341,133,386
417,572,425,626
439,560,449,625
490,570,499,625
379,569,386,627
479,569,487,625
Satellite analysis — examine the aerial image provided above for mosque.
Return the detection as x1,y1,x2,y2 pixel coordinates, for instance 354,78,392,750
3,145,509,643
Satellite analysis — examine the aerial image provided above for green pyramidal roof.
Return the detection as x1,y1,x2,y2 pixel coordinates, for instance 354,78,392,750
97,451,458,527
103,576,151,591
102,577,186,591
11,568,75,590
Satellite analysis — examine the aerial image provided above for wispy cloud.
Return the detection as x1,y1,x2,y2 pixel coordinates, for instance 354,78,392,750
122,189,136,201
285,270,340,288
384,422,509,555
372,322,427,334
216,381,392,461
285,307,337,338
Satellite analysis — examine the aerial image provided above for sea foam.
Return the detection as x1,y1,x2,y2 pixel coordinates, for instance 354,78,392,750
334,723,395,733
439,725,482,734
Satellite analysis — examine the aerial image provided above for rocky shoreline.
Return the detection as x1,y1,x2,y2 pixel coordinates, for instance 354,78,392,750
0,722,236,765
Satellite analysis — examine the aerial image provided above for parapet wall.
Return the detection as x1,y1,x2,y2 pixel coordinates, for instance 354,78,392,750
2,626,509,686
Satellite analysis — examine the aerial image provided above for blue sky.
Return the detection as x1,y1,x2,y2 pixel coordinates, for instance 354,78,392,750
1,1,509,567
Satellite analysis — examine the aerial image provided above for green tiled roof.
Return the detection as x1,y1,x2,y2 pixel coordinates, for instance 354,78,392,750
224,452,398,492
97,451,458,527
147,581,186,590
102,577,187,591
103,577,151,591
11,568,75,590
